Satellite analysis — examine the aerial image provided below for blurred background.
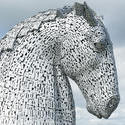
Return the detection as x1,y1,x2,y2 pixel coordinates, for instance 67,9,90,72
0,0,125,125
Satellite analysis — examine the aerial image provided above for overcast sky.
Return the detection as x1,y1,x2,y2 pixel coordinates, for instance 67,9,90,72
0,0,125,125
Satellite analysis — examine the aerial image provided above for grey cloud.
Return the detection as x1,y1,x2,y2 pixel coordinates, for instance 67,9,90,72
70,78,86,108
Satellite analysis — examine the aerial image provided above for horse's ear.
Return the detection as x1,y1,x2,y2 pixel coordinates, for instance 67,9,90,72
73,2,97,26
73,2,85,16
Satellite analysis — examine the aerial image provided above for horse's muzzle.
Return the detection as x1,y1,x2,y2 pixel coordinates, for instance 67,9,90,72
87,95,120,119
101,95,120,119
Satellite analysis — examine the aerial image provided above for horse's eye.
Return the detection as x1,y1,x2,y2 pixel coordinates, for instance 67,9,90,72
94,40,107,51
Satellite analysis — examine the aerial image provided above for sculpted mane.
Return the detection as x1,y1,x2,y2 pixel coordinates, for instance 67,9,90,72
0,10,58,55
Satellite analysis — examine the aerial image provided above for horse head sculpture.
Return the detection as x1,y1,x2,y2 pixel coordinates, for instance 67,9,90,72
0,2,120,125
60,2,120,119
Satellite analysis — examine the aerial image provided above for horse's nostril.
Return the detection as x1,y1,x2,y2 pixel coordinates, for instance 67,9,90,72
107,96,120,113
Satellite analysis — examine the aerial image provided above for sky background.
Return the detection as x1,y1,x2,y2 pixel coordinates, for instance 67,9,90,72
0,0,125,125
